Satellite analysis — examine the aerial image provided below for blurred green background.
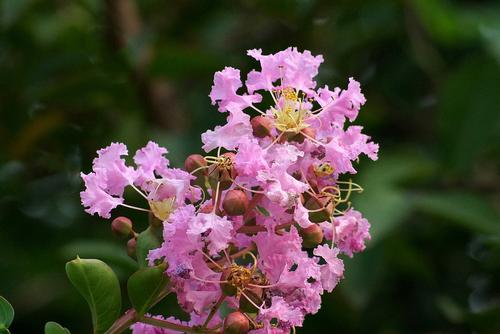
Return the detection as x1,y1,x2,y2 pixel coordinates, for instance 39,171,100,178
1,0,499,333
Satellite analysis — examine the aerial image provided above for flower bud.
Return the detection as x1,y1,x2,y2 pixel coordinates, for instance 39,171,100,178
299,224,324,248
223,190,249,216
184,154,207,175
304,196,332,223
239,287,263,313
111,216,133,238
127,237,137,259
210,152,237,190
251,116,273,138
220,268,237,296
224,311,250,334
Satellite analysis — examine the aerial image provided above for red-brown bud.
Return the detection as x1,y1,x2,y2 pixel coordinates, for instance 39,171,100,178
127,237,137,259
224,311,250,334
184,154,207,175
304,196,332,223
239,287,263,313
223,190,249,216
251,116,273,138
211,152,237,190
299,224,324,248
111,216,133,238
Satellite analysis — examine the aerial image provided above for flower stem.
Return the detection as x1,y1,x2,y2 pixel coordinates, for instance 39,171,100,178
203,295,226,327
105,309,137,334
139,315,220,334
236,222,293,234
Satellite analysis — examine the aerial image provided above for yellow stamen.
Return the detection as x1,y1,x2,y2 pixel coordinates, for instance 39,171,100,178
149,197,176,221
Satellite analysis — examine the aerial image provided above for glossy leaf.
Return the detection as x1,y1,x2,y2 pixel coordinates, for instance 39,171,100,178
136,227,162,268
0,296,14,329
65,258,121,334
414,192,500,234
61,240,137,275
127,263,169,315
44,322,71,334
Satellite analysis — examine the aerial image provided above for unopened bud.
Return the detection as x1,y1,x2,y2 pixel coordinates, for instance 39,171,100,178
251,116,273,138
223,190,249,216
299,224,324,248
127,237,137,259
220,268,237,296
304,196,332,223
111,216,133,238
239,287,263,313
224,311,250,334
184,154,207,175
211,152,237,190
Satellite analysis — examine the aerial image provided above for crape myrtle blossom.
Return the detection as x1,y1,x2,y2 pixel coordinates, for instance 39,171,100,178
80,47,379,334
80,141,200,220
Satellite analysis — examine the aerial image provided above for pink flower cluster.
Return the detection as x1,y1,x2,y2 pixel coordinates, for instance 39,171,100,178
81,48,378,334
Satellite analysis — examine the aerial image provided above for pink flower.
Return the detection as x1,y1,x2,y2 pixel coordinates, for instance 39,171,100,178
234,141,269,178
341,126,379,161
148,168,196,205
334,208,371,257
316,78,366,125
293,201,314,228
253,227,302,282
80,172,123,218
187,212,233,255
201,106,253,152
246,47,323,94
258,296,305,331
92,142,135,195
80,142,135,218
209,67,261,112
313,245,344,292
81,47,380,333
324,137,356,175
134,141,169,186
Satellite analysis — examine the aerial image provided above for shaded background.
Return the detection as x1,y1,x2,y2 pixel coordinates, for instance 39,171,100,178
1,0,499,333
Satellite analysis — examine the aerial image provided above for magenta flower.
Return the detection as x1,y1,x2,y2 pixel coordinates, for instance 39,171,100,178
80,47,379,334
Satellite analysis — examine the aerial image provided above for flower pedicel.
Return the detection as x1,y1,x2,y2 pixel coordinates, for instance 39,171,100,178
81,47,379,334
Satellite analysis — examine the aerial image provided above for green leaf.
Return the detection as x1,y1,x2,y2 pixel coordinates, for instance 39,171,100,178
414,192,500,234
1,0,31,28
127,263,169,316
352,151,435,244
136,227,162,268
409,0,477,45
437,57,500,173
44,321,71,334
0,296,14,329
256,205,270,217
65,258,122,334
61,240,137,275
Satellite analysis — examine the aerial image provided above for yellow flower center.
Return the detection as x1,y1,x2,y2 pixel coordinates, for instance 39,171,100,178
226,264,253,290
272,87,310,134
149,197,176,221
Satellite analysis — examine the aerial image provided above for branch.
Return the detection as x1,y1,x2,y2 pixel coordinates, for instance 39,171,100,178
105,309,137,334
139,315,221,334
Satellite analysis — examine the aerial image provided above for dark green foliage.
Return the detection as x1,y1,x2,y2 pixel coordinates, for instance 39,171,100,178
0,0,499,333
